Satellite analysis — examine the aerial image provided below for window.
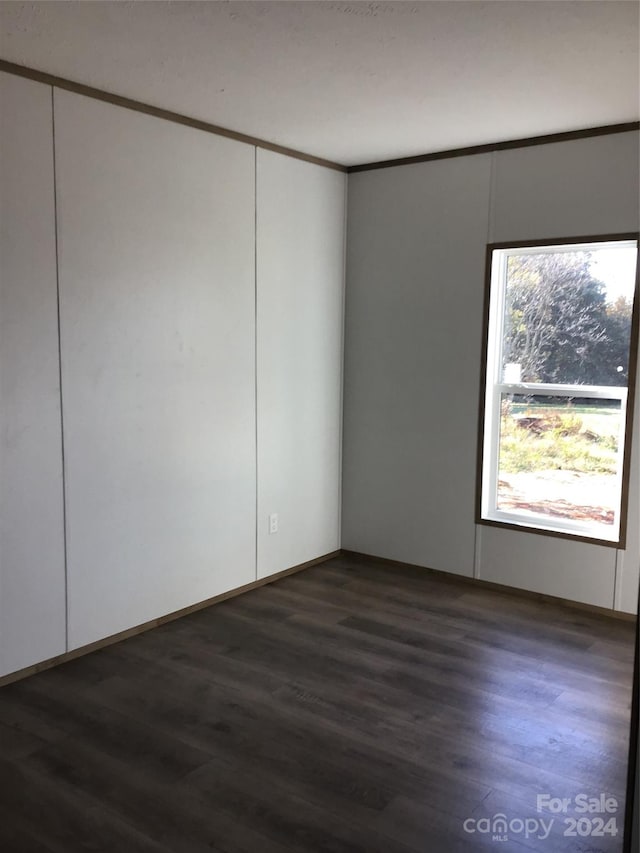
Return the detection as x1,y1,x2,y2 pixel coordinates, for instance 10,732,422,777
478,235,639,545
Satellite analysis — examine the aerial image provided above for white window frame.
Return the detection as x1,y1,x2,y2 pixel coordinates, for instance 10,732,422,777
479,237,639,545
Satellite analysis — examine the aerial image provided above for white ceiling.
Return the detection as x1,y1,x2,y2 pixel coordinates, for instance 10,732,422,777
1,1,638,167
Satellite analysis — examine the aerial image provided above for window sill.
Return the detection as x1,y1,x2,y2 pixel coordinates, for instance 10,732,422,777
476,514,624,549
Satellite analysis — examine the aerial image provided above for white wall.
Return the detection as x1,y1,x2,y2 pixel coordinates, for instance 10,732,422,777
0,73,346,676
618,360,640,612
256,150,345,579
0,72,66,674
491,132,639,241
2,64,634,685
342,155,492,576
54,90,258,648
483,133,640,610
343,131,640,611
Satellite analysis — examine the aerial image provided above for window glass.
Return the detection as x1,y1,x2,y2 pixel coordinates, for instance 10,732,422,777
479,237,638,543
497,394,622,529
502,247,636,387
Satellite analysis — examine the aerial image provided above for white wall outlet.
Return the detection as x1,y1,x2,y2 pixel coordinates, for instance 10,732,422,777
269,513,278,534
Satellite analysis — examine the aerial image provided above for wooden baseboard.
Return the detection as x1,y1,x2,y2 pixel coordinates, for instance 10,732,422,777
0,551,340,688
340,549,638,622
2,545,634,687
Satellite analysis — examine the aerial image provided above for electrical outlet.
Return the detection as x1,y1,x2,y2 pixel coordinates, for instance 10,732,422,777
269,513,278,534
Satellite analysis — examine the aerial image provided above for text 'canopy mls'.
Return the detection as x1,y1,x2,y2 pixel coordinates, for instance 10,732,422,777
503,251,634,387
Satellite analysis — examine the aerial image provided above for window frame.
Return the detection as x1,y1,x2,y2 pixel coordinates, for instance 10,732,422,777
476,233,640,549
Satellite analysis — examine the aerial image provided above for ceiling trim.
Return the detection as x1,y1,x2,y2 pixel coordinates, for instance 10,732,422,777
0,58,347,173
348,122,640,173
1,58,638,176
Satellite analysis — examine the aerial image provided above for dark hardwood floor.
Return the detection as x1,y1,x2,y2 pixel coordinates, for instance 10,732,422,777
0,554,635,853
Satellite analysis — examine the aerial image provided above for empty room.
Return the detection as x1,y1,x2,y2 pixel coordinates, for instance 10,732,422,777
0,2,639,851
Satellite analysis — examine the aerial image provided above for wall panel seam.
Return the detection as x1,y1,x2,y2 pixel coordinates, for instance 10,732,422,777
337,172,348,548
51,86,70,654
254,146,259,581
